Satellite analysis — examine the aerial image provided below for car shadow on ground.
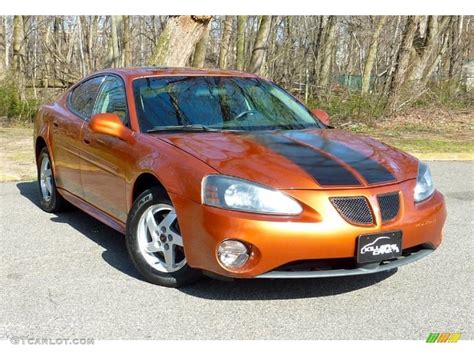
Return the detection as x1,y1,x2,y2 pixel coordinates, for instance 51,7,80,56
17,181,397,300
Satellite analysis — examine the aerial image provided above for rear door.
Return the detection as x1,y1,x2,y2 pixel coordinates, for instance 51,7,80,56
50,76,105,198
80,75,131,222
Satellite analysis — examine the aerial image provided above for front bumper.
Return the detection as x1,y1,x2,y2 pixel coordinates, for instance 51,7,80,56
256,246,433,278
171,179,446,279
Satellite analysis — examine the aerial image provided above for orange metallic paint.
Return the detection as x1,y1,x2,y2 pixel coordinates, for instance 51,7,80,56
34,67,447,279
89,113,135,143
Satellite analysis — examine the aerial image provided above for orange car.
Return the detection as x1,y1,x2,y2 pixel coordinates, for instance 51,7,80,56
34,67,447,287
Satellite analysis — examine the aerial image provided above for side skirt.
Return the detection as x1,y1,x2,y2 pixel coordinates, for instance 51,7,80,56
58,188,126,235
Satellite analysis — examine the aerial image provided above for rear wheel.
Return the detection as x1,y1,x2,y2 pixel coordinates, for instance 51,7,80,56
126,187,202,287
37,147,67,213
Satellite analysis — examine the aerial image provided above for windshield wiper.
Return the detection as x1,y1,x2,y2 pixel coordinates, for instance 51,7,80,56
147,124,221,133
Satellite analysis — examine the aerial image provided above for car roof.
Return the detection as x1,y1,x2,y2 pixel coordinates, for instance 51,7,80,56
94,67,260,80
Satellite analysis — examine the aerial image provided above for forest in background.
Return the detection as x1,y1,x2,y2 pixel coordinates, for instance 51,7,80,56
0,15,472,123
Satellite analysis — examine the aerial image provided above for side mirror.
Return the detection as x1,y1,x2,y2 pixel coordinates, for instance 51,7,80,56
89,113,135,143
311,109,330,126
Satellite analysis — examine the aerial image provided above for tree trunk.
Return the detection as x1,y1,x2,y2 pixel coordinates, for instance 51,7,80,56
192,22,210,68
110,16,122,67
0,17,5,79
90,16,98,71
41,19,51,88
236,16,247,71
122,16,132,67
12,16,25,74
385,16,420,112
79,16,90,73
318,16,337,91
218,16,233,69
149,16,212,67
407,16,443,85
361,16,386,94
12,16,27,99
383,16,402,96
313,16,328,83
248,16,272,74
77,18,87,77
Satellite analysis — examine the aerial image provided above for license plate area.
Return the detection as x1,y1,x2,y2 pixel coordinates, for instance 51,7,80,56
357,231,402,264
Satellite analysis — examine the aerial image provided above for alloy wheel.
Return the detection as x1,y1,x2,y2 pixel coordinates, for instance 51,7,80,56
137,204,186,273
40,156,53,202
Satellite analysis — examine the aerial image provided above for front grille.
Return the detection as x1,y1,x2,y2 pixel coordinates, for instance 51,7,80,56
330,196,374,225
274,258,356,272
377,192,400,223
271,244,429,273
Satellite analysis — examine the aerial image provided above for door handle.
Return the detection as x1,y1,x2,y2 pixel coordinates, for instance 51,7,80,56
83,138,91,145
96,137,109,145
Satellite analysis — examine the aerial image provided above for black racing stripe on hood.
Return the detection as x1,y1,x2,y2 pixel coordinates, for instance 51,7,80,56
252,134,361,186
284,131,396,185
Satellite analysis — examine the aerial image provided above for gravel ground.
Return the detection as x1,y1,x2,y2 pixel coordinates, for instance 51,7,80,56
0,161,472,340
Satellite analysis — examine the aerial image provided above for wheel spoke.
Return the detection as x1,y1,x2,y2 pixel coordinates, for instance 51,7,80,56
145,210,159,237
163,245,176,269
45,178,53,194
168,230,183,247
44,168,52,178
144,242,161,253
159,210,177,230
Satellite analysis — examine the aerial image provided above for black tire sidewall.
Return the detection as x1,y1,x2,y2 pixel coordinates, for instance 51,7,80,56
126,187,201,287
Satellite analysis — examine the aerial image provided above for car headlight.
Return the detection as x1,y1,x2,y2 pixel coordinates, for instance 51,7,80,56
414,162,435,202
202,175,303,215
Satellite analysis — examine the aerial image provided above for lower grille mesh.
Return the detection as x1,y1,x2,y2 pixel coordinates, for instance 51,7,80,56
377,192,400,222
330,196,374,225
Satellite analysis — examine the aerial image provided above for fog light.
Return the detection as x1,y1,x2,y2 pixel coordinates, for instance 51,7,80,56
217,240,249,269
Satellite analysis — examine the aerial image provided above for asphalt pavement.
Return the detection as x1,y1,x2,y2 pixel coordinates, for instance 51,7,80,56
0,161,472,340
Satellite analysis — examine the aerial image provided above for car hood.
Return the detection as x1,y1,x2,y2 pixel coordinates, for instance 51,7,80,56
154,128,419,190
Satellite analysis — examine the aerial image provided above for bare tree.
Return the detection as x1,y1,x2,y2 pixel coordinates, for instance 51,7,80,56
192,22,210,68
248,16,272,74
109,16,122,68
122,16,132,67
1,15,470,121
218,16,233,69
386,16,420,112
361,16,386,94
12,16,26,98
318,16,337,91
0,17,6,78
236,16,247,71
149,16,212,66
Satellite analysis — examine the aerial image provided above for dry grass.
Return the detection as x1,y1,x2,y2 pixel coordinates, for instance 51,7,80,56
0,126,36,181
351,108,474,157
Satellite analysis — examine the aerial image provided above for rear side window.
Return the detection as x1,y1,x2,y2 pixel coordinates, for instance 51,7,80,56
69,76,105,120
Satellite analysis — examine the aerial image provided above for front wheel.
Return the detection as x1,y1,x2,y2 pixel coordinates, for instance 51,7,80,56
126,188,202,287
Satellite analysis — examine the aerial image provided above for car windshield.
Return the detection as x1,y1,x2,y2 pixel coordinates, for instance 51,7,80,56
132,76,324,132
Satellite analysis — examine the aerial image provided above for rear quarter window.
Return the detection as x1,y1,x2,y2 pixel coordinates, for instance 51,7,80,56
68,76,106,120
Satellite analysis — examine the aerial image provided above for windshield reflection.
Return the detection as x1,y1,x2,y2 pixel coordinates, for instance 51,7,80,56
132,76,323,132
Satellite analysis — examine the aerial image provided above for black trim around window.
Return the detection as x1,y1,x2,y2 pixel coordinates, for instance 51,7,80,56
67,73,130,127
93,74,131,128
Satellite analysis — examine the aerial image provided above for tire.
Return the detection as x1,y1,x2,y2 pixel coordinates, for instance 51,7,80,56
37,147,67,213
126,187,202,287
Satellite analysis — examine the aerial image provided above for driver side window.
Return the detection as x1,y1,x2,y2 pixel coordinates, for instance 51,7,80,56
93,75,129,126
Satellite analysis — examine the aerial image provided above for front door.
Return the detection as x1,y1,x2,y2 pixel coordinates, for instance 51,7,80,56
80,75,131,222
